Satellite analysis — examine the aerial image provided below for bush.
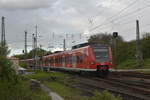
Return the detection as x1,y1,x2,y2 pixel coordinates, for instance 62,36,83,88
0,56,19,83
91,90,122,100
19,61,28,68
0,80,51,100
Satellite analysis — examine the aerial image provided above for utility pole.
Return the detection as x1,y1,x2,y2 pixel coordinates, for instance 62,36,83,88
39,44,43,70
35,25,38,49
24,31,27,55
32,34,35,50
63,39,66,51
1,16,6,46
34,25,38,69
136,20,143,67
32,34,36,70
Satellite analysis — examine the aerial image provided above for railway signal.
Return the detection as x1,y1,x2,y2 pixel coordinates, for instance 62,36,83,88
113,32,118,70
113,32,118,38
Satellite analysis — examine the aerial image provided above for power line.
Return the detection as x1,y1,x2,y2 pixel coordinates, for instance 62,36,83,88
90,0,139,31
111,4,150,22
88,0,115,25
90,3,150,31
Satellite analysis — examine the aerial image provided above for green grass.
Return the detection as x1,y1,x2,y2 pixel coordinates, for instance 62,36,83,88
144,59,150,69
90,90,122,100
117,59,150,69
45,81,122,100
0,79,51,100
25,71,68,82
26,71,122,100
45,81,88,100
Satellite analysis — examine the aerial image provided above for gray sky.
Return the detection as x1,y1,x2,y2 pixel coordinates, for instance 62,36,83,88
0,0,150,55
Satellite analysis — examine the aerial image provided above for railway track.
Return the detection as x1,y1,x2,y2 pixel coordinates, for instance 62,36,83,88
51,70,150,100
77,76,150,100
93,77,150,95
107,77,150,89
111,71,150,79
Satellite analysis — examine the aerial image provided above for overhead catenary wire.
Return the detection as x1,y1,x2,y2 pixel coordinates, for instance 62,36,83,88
110,4,150,23
90,0,139,31
88,0,116,26
90,3,150,32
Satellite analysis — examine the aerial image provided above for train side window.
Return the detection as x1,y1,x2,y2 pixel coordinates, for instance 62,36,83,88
72,56,77,63
53,58,55,64
77,56,80,63
80,55,84,63
51,58,53,64
49,58,51,63
59,57,61,64
62,57,65,63
77,55,83,63
60,57,62,64
66,56,69,63
65,56,67,63
69,56,72,64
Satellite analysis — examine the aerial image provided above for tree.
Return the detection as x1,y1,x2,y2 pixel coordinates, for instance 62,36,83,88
14,48,51,59
27,48,49,59
0,43,10,57
0,43,17,82
141,33,150,59
88,33,123,45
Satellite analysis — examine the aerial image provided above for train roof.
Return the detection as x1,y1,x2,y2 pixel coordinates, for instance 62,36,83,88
23,42,109,60
43,43,108,58
72,42,108,49
43,45,89,58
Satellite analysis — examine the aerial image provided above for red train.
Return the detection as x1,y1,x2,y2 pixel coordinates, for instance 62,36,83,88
22,43,113,76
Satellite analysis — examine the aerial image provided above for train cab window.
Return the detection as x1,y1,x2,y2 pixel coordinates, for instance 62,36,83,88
93,47,109,62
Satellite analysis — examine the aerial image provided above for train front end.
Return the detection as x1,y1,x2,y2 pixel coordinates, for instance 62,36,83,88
91,44,113,75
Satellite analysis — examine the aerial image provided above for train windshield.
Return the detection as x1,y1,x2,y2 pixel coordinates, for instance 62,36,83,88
93,48,109,62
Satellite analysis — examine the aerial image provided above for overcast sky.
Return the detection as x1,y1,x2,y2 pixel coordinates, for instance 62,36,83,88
0,0,150,55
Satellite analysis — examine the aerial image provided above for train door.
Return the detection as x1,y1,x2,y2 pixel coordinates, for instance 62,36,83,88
72,54,77,68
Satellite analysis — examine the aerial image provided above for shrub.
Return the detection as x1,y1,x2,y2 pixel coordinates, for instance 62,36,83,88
91,90,122,100
0,56,19,83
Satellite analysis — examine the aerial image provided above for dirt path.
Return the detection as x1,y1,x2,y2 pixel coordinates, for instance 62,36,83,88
30,79,64,100
40,84,64,100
